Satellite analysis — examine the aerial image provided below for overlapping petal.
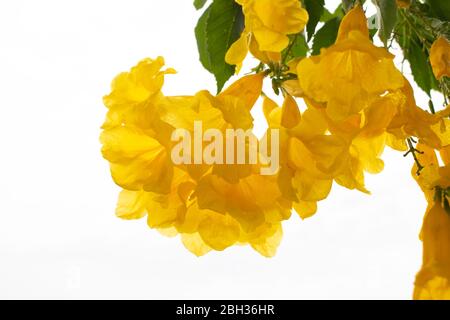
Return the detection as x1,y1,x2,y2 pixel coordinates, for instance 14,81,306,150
297,6,404,122
430,37,450,81
226,0,307,69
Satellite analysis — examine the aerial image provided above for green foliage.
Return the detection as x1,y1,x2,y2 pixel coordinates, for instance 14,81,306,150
193,0,208,10
372,0,398,46
321,4,345,22
425,0,450,21
395,3,445,96
368,14,378,40
284,34,309,61
193,0,449,99
312,3,345,53
291,34,309,58
312,17,341,55
304,0,325,42
195,0,244,93
403,35,438,96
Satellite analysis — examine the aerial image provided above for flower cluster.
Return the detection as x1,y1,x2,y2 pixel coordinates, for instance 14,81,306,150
412,144,450,299
101,2,450,299
101,58,291,257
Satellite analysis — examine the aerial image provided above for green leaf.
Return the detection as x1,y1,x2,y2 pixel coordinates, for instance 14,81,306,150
195,0,244,93
291,34,309,58
195,7,212,68
321,4,344,22
320,8,334,22
399,34,438,96
194,0,208,10
407,40,434,95
395,8,440,96
368,14,378,40
304,0,325,42
372,0,398,46
425,0,450,21
312,17,340,55
342,0,354,13
284,34,309,61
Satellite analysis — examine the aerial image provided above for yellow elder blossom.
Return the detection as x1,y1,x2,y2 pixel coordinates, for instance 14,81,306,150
332,93,402,192
101,58,175,193
263,95,334,219
305,93,400,193
297,6,404,122
263,86,400,209
414,202,450,299
225,31,282,73
159,73,264,183
387,78,450,150
101,59,290,256
226,0,308,70
102,57,175,129
430,36,450,80
115,168,287,257
412,146,450,299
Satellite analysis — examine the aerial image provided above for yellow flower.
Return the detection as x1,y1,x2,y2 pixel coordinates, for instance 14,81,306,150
226,0,307,69
301,93,400,193
414,202,450,300
412,146,450,299
160,74,263,133
238,0,308,51
102,57,175,129
101,58,176,193
430,36,450,80
388,79,450,149
115,170,288,257
100,125,174,193
102,61,289,256
263,95,334,219
225,31,281,72
116,167,194,226
297,6,404,122
195,172,291,231
264,88,397,210
336,93,403,191
159,73,264,183
178,194,286,257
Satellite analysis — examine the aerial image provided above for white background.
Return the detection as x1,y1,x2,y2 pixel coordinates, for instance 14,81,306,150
0,0,444,299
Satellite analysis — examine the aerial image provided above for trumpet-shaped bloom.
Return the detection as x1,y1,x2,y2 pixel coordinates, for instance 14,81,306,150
412,146,450,299
237,0,308,52
388,79,450,149
297,6,404,122
263,95,335,219
299,93,400,193
115,170,288,257
102,57,175,129
102,60,290,256
225,31,282,72
101,126,173,193
414,202,450,300
101,58,176,193
226,0,307,69
430,37,450,81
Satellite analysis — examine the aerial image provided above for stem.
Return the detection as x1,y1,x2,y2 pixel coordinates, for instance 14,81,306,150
282,34,298,65
404,138,424,175
399,9,432,51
